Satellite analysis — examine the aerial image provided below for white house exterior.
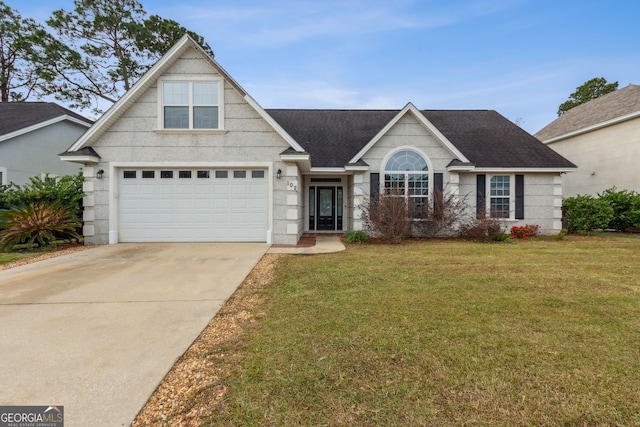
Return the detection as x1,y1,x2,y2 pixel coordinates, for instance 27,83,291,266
536,84,640,197
61,35,576,245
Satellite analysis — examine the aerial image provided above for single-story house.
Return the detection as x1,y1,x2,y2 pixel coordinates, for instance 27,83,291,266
61,35,576,245
535,84,640,197
0,102,92,185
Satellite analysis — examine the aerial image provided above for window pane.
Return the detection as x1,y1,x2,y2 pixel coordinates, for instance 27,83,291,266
142,170,154,178
163,82,189,104
179,171,192,178
384,173,405,193
193,106,218,129
215,170,228,178
123,171,136,178
385,150,428,171
490,176,510,196
233,170,246,178
491,198,510,218
161,170,173,178
197,170,210,178
193,82,218,105
164,106,189,128
251,170,265,178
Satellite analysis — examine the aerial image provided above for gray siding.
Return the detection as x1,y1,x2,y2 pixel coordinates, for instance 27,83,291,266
0,121,86,185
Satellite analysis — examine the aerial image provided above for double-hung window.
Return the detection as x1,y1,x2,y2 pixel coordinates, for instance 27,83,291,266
489,175,511,218
162,81,220,129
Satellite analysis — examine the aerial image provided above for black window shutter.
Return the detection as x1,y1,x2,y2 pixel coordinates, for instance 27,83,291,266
434,173,444,214
370,173,380,201
515,174,524,220
476,174,486,218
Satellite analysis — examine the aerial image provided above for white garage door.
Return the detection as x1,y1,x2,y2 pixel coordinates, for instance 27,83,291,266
118,168,268,242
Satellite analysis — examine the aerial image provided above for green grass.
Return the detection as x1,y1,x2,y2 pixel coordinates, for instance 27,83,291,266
0,251,39,265
205,236,640,425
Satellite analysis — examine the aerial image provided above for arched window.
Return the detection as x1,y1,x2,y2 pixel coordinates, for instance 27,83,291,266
383,149,429,216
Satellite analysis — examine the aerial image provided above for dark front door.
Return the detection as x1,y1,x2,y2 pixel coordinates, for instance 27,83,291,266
317,186,335,230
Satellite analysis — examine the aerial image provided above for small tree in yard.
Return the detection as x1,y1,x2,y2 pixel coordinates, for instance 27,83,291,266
414,188,469,238
361,189,413,244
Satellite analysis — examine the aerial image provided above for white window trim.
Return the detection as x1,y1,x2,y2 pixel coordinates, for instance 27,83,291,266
157,76,225,131
487,174,515,220
379,147,433,217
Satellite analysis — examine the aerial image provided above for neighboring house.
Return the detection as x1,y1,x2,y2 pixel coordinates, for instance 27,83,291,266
0,102,93,185
535,84,640,197
60,35,576,245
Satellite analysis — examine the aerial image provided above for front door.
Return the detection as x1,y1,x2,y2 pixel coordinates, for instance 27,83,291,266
317,187,335,230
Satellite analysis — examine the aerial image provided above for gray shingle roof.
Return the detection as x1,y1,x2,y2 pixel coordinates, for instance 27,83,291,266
0,102,93,137
422,110,576,169
267,109,398,167
535,84,640,141
267,108,576,169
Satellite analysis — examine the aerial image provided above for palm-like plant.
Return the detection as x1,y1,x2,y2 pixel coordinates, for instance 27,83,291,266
0,202,81,250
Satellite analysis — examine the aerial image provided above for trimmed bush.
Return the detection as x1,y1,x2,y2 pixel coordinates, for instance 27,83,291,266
562,195,613,233
344,230,370,244
510,224,540,239
598,187,640,231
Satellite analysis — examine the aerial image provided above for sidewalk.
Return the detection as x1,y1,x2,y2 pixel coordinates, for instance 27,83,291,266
268,234,346,254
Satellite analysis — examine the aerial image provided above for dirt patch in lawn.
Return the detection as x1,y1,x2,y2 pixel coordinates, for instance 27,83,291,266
131,253,284,427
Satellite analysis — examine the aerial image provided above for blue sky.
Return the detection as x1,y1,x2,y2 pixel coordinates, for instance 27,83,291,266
8,0,640,134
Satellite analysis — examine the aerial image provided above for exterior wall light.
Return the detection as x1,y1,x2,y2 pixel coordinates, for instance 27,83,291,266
97,169,104,179
276,169,282,179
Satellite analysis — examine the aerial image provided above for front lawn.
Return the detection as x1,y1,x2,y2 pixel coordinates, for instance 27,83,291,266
200,236,640,426
206,237,640,426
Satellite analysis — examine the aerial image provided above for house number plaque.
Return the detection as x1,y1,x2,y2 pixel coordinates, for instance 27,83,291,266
287,180,298,191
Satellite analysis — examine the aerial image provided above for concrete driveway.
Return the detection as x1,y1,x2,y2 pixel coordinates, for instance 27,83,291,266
0,243,268,427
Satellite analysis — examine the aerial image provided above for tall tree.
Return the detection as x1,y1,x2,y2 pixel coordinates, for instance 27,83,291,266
0,1,48,102
557,77,618,116
38,0,213,114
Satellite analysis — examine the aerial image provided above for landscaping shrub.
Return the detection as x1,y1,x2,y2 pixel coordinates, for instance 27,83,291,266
0,202,82,250
361,189,413,244
510,224,540,239
459,214,506,242
562,194,614,233
414,188,469,238
598,187,640,231
0,173,84,222
344,230,370,244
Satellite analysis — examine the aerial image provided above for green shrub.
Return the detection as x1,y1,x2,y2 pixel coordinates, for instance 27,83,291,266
0,202,82,250
598,187,640,231
344,230,370,244
562,195,614,233
0,173,84,222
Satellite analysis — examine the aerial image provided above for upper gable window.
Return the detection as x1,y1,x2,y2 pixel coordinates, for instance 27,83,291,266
162,81,220,129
